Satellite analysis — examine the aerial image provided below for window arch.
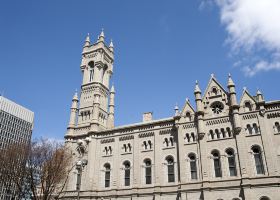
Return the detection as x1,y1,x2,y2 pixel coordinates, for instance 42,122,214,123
244,101,252,112
123,161,131,186
186,112,191,122
226,148,237,176
188,153,197,180
102,64,108,85
212,87,218,95
144,159,152,184
253,123,259,134
252,146,265,174
212,150,222,177
260,196,270,200
209,130,214,140
274,122,280,133
166,156,175,182
104,163,111,188
246,124,253,135
88,61,95,82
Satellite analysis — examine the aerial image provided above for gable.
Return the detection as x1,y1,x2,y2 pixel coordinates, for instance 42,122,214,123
202,76,229,118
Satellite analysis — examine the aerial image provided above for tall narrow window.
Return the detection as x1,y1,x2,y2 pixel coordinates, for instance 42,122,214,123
244,102,252,112
166,156,175,182
124,161,131,186
189,154,197,180
252,146,265,174
212,151,222,177
104,163,111,188
89,62,94,82
144,159,152,184
226,149,237,176
76,170,81,190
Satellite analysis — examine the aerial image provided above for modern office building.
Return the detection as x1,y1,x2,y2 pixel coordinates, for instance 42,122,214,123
62,31,280,200
0,95,34,199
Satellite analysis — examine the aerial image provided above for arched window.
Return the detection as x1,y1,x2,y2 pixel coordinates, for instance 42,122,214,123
102,65,108,84
189,154,197,180
186,112,191,122
260,196,270,200
164,138,169,147
170,137,174,146
143,141,147,150
191,132,195,142
221,128,226,138
148,140,152,149
88,61,94,82
185,133,190,143
215,129,220,139
226,149,237,176
166,156,175,182
212,87,218,95
253,123,259,134
275,122,280,133
247,124,253,135
209,130,214,140
226,127,232,137
123,161,131,186
252,146,265,174
212,150,222,177
144,159,152,184
244,102,252,112
104,163,111,188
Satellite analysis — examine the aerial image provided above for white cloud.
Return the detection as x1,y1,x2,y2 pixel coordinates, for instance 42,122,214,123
243,60,280,77
213,0,280,76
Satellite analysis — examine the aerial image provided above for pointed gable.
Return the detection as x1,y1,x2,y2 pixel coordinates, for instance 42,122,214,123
202,75,229,118
240,89,257,112
179,98,195,122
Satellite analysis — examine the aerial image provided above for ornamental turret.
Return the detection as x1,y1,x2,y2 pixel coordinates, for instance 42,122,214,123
194,80,205,138
227,74,241,133
66,91,79,135
107,85,115,129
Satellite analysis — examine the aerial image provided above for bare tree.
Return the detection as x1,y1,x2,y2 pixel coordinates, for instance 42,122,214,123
0,138,71,200
27,138,71,200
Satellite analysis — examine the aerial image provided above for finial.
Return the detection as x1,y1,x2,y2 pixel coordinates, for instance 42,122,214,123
110,85,115,93
257,88,262,95
186,97,189,102
194,80,201,93
243,87,247,91
227,73,235,86
109,39,114,52
84,33,90,47
174,103,179,116
100,28,105,37
98,28,105,42
73,89,79,101
211,73,215,79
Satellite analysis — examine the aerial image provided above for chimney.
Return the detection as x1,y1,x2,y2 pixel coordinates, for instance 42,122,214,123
143,112,153,122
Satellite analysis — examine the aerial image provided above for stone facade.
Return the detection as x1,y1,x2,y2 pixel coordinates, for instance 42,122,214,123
62,31,280,200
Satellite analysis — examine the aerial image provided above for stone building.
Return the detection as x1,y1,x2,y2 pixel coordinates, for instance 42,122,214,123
62,31,280,200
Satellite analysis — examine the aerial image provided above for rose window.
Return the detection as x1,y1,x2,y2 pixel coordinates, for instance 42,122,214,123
211,102,224,114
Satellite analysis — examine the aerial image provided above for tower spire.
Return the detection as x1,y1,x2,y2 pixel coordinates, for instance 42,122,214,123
84,33,90,47
98,28,105,43
109,39,114,52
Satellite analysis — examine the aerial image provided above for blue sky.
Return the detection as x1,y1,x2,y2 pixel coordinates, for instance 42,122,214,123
0,0,279,140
